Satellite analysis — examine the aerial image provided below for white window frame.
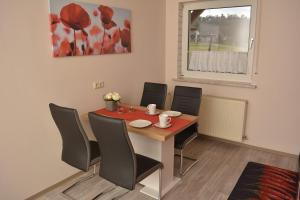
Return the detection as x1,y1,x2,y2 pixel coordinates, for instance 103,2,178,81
180,0,258,84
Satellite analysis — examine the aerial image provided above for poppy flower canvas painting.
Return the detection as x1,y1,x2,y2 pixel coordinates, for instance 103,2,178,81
49,0,131,57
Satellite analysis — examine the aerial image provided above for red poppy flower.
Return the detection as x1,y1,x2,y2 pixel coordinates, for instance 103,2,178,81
93,10,98,17
89,25,102,36
51,33,61,46
60,3,91,30
58,39,72,57
124,19,131,30
98,5,116,30
121,29,131,52
50,14,60,24
50,14,60,32
60,3,91,56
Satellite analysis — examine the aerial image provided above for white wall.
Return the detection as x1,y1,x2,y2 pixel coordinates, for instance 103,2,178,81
0,0,165,199
165,0,300,155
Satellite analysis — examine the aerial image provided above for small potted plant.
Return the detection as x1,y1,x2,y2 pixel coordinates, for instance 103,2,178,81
104,92,121,111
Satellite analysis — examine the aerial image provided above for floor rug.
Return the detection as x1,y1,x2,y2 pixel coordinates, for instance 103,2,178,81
228,162,299,200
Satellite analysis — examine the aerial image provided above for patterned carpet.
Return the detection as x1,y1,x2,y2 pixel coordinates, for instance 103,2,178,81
228,162,299,200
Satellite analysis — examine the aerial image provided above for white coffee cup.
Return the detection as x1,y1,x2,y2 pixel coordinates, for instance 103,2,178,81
147,104,156,115
159,114,171,127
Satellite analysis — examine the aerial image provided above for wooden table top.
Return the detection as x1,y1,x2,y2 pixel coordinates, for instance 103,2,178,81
87,105,198,142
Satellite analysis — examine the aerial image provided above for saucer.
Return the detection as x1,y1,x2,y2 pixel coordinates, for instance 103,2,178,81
162,110,182,117
145,111,160,116
129,120,152,128
154,122,172,129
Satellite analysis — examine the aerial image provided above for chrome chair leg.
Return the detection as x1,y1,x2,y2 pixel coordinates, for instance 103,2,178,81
180,150,183,175
61,165,99,200
92,186,116,200
175,150,199,176
91,186,129,200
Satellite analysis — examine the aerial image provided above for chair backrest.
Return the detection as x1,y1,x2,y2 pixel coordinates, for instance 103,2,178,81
88,112,137,190
49,103,90,171
171,86,202,116
140,82,167,109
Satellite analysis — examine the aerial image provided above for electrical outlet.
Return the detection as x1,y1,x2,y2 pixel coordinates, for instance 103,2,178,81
93,81,104,89
99,81,104,88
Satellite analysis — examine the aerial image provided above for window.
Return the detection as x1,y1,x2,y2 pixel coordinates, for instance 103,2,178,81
180,0,258,84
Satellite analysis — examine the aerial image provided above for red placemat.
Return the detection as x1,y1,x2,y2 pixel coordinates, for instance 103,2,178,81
95,107,193,133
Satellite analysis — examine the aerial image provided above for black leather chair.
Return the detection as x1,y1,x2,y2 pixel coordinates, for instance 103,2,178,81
171,86,202,175
140,82,167,109
49,103,101,199
88,112,163,199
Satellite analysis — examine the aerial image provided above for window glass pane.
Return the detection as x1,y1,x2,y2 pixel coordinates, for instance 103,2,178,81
188,6,251,74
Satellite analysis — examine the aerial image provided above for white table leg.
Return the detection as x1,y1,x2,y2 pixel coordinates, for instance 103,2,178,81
128,132,180,199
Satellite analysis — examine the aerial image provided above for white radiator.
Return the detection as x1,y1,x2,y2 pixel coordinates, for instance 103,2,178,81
198,95,248,142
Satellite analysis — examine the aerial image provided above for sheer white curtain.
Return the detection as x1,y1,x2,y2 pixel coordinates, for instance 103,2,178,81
189,51,248,74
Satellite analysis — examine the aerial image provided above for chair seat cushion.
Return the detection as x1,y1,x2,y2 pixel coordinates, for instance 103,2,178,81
89,141,100,165
175,124,198,150
136,154,163,183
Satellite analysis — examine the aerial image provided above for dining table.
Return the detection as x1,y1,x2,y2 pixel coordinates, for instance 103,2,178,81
83,105,198,199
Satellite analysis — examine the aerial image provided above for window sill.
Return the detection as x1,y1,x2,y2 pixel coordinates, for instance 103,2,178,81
173,77,257,89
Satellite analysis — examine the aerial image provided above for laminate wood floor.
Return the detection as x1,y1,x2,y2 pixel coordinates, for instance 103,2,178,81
36,137,298,200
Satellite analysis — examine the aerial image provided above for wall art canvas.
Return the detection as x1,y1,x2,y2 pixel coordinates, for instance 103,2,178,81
49,0,131,57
